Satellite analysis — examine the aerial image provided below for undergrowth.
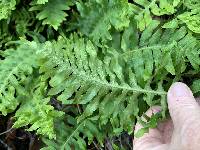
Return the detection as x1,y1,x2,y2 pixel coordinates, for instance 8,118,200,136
0,0,200,149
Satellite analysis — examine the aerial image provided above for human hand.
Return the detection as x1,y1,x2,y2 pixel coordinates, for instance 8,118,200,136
133,82,200,150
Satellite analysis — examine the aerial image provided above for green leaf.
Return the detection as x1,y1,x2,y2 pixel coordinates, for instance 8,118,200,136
162,18,179,29
0,40,38,115
191,79,200,94
77,0,132,43
178,10,200,33
0,0,16,20
132,0,181,30
134,112,162,138
13,81,64,139
36,0,48,4
42,117,104,150
29,0,74,30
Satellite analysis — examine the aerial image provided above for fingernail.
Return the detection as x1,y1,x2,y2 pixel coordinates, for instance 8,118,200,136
168,82,193,98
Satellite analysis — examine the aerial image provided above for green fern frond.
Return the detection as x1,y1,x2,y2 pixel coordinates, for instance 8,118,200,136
0,40,38,115
0,40,63,139
36,0,48,4
123,20,200,79
29,0,74,30
131,0,181,30
11,7,39,36
41,116,104,150
191,79,200,94
37,20,200,138
0,0,16,20
37,33,168,135
177,1,200,33
13,79,64,139
77,0,132,43
0,20,13,48
163,0,200,33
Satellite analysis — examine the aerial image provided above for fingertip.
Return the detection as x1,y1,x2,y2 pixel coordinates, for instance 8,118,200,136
167,82,195,111
167,82,193,101
167,82,199,127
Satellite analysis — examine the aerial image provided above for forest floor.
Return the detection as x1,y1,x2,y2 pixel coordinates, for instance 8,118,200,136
0,115,132,150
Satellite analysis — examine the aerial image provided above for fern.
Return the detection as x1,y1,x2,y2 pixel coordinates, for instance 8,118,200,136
163,0,200,33
191,79,200,94
131,0,181,30
36,0,48,4
11,7,40,37
41,115,104,149
0,0,200,149
0,20,13,48
37,21,200,138
37,33,167,134
77,0,132,43
177,0,200,33
123,20,200,77
0,40,63,139
0,0,16,20
29,0,74,30
0,40,38,115
13,78,64,139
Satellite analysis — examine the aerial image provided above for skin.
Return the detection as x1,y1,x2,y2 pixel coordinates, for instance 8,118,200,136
133,82,200,150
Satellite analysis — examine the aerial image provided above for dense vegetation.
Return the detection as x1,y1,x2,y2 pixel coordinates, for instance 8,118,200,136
0,0,200,149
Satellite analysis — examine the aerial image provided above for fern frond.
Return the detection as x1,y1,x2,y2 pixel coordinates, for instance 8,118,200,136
37,20,200,137
0,40,63,139
177,1,200,33
77,0,132,43
191,79,200,94
0,20,13,48
11,7,39,36
29,0,74,30
41,116,104,150
0,0,16,20
131,0,181,30
13,79,64,139
123,20,200,80
0,40,38,115
163,0,200,33
38,33,168,134
36,0,48,4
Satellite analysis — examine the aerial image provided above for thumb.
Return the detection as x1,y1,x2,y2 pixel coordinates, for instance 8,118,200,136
167,82,200,128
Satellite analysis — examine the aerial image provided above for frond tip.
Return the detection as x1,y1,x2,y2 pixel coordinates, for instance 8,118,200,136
29,0,74,30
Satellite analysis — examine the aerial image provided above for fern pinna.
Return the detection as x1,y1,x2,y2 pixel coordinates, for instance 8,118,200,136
0,0,200,149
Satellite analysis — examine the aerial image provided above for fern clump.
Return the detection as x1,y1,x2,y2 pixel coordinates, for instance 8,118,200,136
0,0,200,149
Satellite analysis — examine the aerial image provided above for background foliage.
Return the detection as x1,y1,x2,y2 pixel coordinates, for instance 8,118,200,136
0,0,200,149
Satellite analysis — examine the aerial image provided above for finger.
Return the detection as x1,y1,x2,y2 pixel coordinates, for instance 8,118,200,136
167,82,200,128
197,97,200,104
157,119,173,144
133,106,168,150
